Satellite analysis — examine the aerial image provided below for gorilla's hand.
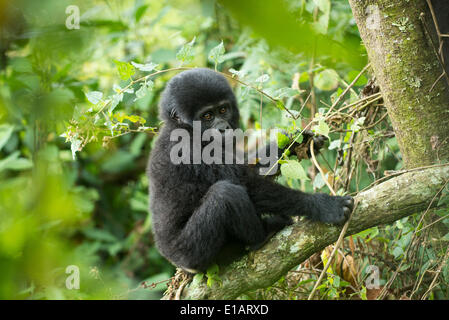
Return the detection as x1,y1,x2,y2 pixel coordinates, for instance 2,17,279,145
282,129,328,160
311,194,354,225
301,129,328,158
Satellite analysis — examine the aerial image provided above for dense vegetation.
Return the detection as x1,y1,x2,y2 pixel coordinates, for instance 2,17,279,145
0,0,448,300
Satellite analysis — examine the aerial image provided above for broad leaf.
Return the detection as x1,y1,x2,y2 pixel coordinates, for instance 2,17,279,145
131,61,159,72
0,124,14,152
280,160,309,180
176,37,196,65
208,41,225,68
85,91,103,105
113,60,136,80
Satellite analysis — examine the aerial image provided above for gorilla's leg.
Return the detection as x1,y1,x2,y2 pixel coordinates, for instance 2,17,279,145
173,180,267,272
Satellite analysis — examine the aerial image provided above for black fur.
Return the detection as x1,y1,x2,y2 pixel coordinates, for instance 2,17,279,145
148,68,354,273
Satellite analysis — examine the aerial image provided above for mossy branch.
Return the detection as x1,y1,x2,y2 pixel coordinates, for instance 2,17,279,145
177,165,449,300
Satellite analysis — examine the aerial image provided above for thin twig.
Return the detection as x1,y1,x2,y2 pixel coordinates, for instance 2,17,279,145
419,12,449,88
377,177,449,299
421,246,449,300
416,210,449,233
337,92,382,113
95,67,191,116
310,140,336,195
307,202,357,300
307,140,356,299
363,112,388,130
325,63,371,117
297,91,313,116
426,0,442,35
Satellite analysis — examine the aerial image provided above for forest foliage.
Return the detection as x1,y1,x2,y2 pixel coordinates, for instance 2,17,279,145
0,0,448,300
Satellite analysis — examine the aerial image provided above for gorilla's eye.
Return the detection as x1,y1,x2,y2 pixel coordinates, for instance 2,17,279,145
202,112,213,121
219,106,227,114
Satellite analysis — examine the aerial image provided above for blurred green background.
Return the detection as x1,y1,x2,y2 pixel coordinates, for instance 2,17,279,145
1,0,447,300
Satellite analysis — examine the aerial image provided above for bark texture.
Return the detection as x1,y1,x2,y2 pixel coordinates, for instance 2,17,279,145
179,165,449,300
348,0,449,168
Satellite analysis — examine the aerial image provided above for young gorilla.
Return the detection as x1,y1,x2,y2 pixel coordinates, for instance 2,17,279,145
148,68,354,273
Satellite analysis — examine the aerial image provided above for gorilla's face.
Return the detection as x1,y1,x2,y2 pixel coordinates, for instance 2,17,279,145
159,68,240,131
192,99,234,132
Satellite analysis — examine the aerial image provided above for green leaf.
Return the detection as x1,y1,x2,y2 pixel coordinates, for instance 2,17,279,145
328,139,341,150
134,84,147,101
280,160,309,180
70,135,83,160
206,264,219,276
176,37,196,65
276,100,285,111
134,4,149,22
125,115,146,124
206,277,215,288
350,117,366,133
332,275,340,288
108,93,123,114
5,158,33,171
313,0,331,34
392,246,404,259
312,120,330,138
192,273,204,286
114,113,146,125
277,132,290,149
113,84,133,94
346,70,368,87
272,87,299,99
134,80,154,102
255,74,270,83
442,232,449,241
0,124,14,152
85,91,103,105
360,287,367,300
0,151,33,172
292,132,304,144
113,59,136,80
313,172,327,189
229,68,247,79
355,227,379,240
299,72,309,83
83,228,117,243
314,69,339,91
208,41,225,68
340,280,351,287
131,61,159,72
205,264,221,288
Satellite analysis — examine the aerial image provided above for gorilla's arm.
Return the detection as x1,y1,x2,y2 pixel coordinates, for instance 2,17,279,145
245,173,353,225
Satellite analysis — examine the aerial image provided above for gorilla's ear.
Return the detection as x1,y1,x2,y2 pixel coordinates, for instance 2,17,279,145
169,108,181,123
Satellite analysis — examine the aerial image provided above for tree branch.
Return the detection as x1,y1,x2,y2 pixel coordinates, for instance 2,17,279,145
179,165,449,300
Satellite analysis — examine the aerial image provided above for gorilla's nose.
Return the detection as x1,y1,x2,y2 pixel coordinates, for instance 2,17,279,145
217,122,232,133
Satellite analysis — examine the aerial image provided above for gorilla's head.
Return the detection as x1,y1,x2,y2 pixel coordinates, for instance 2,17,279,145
159,68,240,131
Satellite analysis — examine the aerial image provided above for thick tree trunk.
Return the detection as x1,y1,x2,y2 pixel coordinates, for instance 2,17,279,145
348,0,449,168
178,165,449,299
